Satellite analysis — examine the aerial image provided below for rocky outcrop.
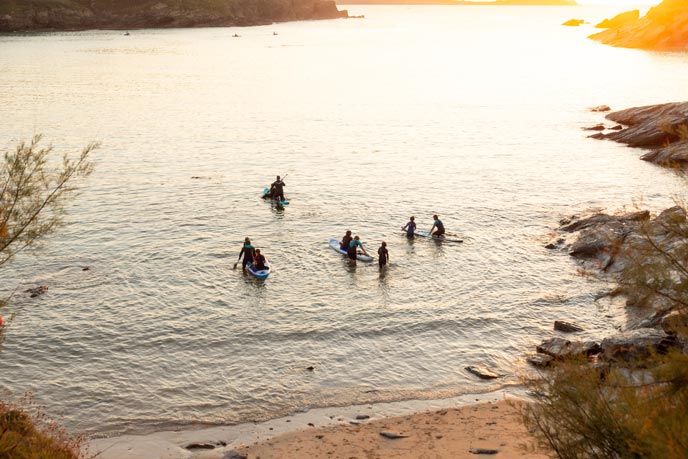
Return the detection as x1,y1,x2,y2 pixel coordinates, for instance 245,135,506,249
589,0,688,51
562,19,584,27
0,0,348,32
595,10,639,29
589,102,688,168
600,328,677,363
554,320,584,333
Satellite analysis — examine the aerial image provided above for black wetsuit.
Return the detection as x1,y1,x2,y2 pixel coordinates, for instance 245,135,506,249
240,244,255,270
378,246,389,267
340,235,353,252
347,240,361,260
253,253,267,270
404,221,416,238
270,180,285,201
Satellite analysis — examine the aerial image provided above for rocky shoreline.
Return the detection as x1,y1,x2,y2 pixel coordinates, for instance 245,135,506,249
587,101,688,168
0,0,348,33
589,0,688,51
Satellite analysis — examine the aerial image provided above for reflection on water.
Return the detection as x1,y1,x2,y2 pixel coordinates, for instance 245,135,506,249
0,4,687,436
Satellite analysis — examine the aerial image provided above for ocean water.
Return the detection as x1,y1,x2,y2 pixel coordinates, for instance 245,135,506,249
1,4,687,436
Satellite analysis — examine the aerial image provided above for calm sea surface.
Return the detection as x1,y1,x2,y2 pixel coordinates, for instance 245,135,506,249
1,4,687,436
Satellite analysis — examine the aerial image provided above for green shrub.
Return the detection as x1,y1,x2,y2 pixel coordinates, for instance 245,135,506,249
0,397,85,459
524,351,688,459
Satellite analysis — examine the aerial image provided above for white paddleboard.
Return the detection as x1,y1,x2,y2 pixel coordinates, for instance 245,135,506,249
328,238,374,262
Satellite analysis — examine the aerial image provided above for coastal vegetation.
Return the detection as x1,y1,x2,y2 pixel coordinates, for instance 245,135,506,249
0,396,83,459
526,105,688,458
0,137,95,459
0,0,348,32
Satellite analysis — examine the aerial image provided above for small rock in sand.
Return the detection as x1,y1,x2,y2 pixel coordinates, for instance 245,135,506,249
469,448,499,455
380,431,410,439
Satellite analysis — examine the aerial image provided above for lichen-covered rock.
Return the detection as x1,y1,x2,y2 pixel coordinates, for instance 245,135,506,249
536,337,601,359
600,328,677,362
527,353,554,368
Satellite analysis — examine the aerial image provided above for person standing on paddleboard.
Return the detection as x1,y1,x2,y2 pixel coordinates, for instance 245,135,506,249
377,241,389,269
236,237,255,273
430,215,445,238
340,230,353,251
270,175,286,202
402,216,416,239
348,235,368,261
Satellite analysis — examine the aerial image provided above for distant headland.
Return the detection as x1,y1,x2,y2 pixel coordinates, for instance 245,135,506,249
339,0,577,5
0,0,348,33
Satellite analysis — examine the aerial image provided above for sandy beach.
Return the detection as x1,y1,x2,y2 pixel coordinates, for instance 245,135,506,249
90,391,550,459
238,399,548,459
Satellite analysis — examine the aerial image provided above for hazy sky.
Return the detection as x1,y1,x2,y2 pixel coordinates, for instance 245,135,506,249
578,0,656,4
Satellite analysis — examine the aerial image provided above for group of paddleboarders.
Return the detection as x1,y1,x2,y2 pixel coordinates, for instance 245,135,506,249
241,176,452,274
402,215,445,239
236,237,268,273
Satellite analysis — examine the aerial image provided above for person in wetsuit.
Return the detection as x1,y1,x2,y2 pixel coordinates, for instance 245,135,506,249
252,249,267,270
430,214,445,238
238,237,255,272
377,241,389,269
402,216,417,239
348,235,368,261
270,176,286,202
340,230,353,252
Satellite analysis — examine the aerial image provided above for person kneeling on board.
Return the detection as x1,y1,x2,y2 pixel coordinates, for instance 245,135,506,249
377,241,389,268
340,230,353,251
252,249,267,270
402,216,416,239
348,235,368,261
270,175,286,202
430,214,445,238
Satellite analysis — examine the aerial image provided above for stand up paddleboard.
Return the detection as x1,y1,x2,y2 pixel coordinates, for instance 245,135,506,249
407,230,463,243
328,239,374,262
247,258,271,279
262,187,289,205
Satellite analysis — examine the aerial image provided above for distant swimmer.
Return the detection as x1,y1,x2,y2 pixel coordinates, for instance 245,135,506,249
348,235,368,261
377,241,389,269
429,214,445,239
270,175,286,202
340,230,353,251
234,237,255,272
402,216,416,239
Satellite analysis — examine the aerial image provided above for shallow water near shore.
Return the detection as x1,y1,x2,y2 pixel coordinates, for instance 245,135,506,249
1,4,687,437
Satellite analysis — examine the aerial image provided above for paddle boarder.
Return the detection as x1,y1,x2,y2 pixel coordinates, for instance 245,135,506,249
402,216,417,239
270,175,286,202
348,235,368,261
377,241,389,269
340,230,353,251
235,237,255,272
429,214,445,238
252,248,267,271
